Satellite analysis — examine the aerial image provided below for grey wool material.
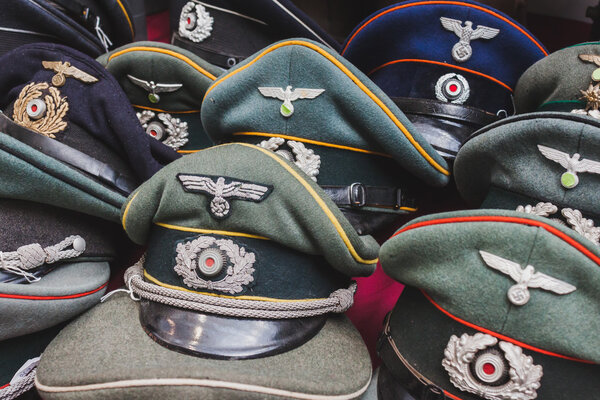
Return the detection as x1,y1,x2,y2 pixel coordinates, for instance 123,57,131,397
121,143,379,277
380,209,600,363
454,112,600,218
0,261,109,340
514,42,600,113
36,293,372,400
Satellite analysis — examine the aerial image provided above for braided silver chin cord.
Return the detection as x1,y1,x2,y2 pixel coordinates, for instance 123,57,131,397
107,255,357,319
0,359,38,400
0,236,86,283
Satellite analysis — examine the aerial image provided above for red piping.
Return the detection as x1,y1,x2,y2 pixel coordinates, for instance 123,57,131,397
0,283,107,301
342,1,548,56
422,290,596,364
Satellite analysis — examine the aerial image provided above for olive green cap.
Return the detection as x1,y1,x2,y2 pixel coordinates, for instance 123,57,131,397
381,208,600,363
454,112,600,221
201,39,450,189
98,41,222,152
378,208,600,399
515,42,600,114
121,142,379,277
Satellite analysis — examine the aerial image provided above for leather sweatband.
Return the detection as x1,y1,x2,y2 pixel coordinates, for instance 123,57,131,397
377,313,448,400
391,97,499,127
0,113,136,194
322,183,417,210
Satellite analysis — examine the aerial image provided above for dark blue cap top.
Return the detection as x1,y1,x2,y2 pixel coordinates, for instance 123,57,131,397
0,43,179,187
0,0,135,57
341,0,547,110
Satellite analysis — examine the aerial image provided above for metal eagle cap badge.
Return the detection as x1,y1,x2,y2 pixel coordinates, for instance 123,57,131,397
258,86,325,117
442,332,543,400
174,236,256,294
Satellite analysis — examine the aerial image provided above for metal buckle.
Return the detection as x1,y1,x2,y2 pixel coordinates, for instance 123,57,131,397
395,188,403,210
349,183,366,208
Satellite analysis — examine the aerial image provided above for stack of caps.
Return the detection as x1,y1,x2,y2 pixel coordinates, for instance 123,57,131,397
341,0,547,159
364,41,600,400
0,42,177,399
35,143,378,400
201,38,450,234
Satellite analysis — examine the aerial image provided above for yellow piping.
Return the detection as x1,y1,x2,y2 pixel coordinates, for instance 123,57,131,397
108,47,217,81
155,222,269,240
121,191,140,231
233,132,392,158
238,143,378,265
204,40,449,176
144,271,326,302
115,0,134,39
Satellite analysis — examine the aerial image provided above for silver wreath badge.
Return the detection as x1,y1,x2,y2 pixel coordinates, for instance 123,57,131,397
442,333,543,400
174,236,256,294
179,1,213,43
257,137,320,181
137,110,189,150
516,202,600,244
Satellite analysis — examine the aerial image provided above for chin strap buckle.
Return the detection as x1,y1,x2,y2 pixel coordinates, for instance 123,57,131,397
349,183,367,208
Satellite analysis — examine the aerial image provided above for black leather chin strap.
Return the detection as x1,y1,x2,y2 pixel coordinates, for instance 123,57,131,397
322,183,417,211
0,113,136,194
377,313,448,400
391,97,499,127
172,33,243,69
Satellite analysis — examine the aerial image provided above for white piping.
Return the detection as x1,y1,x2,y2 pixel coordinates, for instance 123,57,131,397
0,26,56,38
36,373,371,400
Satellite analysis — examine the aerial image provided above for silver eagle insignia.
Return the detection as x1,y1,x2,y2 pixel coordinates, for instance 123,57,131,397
479,250,576,306
442,332,543,400
127,74,183,104
178,174,272,219
42,61,98,87
258,86,325,117
537,144,600,189
440,17,500,62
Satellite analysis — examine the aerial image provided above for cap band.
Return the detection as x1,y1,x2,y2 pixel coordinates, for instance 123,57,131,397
322,184,417,211
0,113,136,194
123,256,357,319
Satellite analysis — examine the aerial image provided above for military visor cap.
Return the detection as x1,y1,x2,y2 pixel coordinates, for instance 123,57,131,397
515,42,600,118
0,0,135,57
98,41,223,153
202,39,449,234
0,197,112,341
0,43,179,201
0,324,65,400
378,209,600,400
170,0,340,69
454,112,600,229
36,143,376,399
341,0,547,159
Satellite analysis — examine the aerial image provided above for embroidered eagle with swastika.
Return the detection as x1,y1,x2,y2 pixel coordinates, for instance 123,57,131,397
178,174,272,219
